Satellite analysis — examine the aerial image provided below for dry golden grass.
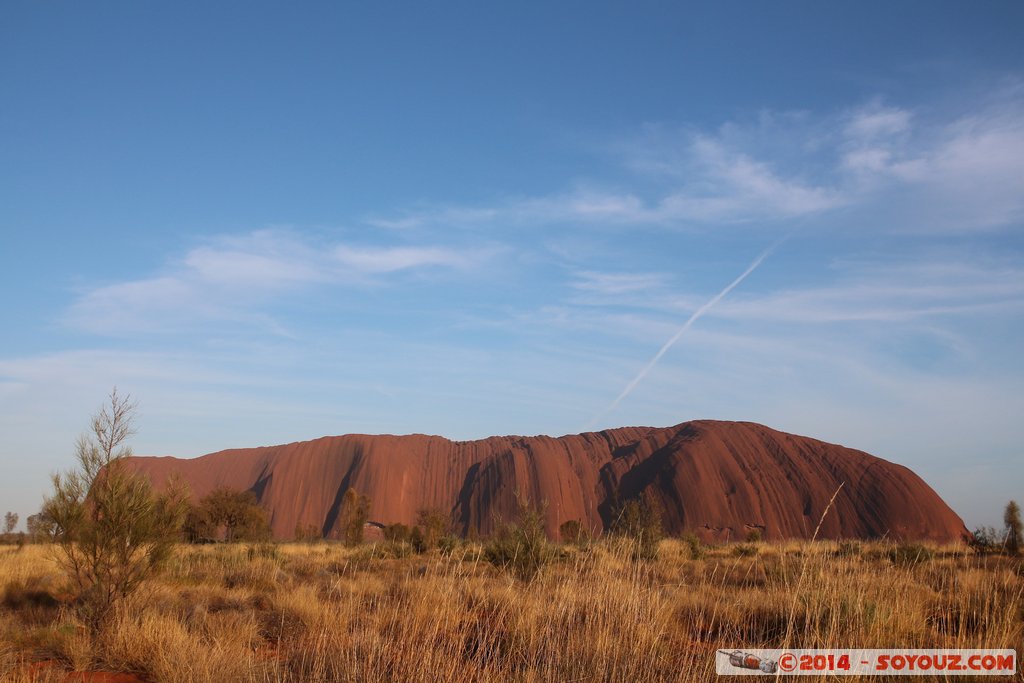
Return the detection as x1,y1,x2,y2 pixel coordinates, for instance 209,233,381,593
0,539,1021,682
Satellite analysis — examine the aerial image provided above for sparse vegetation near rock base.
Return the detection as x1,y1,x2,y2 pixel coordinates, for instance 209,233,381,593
1,538,1021,682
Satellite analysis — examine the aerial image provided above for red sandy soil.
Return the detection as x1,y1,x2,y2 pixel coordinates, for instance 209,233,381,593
20,662,145,683
125,420,969,543
64,673,144,683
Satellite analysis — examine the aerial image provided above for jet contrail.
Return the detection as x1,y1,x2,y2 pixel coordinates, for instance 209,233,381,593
586,241,780,431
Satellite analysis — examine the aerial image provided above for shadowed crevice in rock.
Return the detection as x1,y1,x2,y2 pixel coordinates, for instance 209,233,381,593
321,450,364,537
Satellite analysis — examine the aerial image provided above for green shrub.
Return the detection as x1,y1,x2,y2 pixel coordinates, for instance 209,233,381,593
437,534,459,556
484,497,554,581
889,543,934,566
682,532,705,560
609,496,663,561
415,508,451,549
43,390,188,632
383,523,411,543
968,526,1002,555
371,541,413,559
186,488,271,543
745,528,762,543
731,543,759,557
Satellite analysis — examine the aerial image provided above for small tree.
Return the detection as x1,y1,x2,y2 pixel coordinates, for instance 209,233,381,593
610,495,663,561
26,512,54,543
415,507,451,549
338,489,370,546
190,488,270,542
42,390,187,632
1004,500,1022,556
968,526,1002,555
3,511,18,535
484,495,553,582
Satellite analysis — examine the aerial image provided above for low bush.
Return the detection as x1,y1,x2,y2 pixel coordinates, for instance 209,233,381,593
2,578,59,611
383,522,411,543
968,526,1003,555
889,543,934,566
559,519,588,546
681,532,704,560
484,497,554,581
437,535,460,556
832,540,863,557
731,543,758,557
609,496,663,561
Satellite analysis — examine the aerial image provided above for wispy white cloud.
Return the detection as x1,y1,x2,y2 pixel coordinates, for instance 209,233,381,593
64,230,494,335
713,257,1024,324
843,101,912,140
379,139,844,229
656,137,845,222
365,86,1024,236
570,270,672,295
333,244,474,273
838,90,1024,231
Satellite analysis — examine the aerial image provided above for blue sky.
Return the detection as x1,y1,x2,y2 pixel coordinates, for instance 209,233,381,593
2,2,1023,529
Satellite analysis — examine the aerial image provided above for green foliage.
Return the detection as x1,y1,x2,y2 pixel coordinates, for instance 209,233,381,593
745,528,762,543
415,508,451,549
186,488,271,543
383,522,411,543
437,534,459,556
484,496,554,581
338,489,370,546
609,495,663,561
681,532,704,560
731,543,759,557
1004,500,1021,556
968,526,1003,555
372,540,413,559
889,543,934,566
42,390,188,632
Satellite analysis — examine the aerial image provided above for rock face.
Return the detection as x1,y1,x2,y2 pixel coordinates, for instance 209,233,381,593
126,420,968,542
